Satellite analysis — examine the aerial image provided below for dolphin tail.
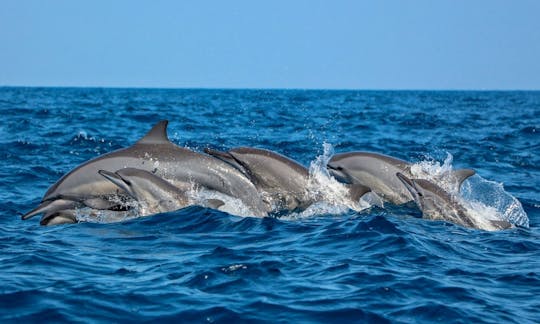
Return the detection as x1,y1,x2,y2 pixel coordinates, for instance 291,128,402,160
346,184,371,201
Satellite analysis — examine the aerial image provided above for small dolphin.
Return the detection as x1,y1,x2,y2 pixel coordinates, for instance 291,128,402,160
40,209,79,226
396,173,513,230
99,168,224,215
327,151,475,204
205,147,312,211
23,120,269,225
205,147,370,211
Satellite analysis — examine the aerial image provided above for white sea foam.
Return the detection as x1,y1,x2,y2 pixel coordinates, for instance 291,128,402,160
190,187,256,217
410,153,529,229
76,208,139,223
283,143,373,220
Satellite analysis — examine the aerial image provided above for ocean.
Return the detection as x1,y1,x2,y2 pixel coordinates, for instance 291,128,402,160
0,87,538,323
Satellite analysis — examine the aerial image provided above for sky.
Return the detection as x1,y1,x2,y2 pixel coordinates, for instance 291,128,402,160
1,0,539,90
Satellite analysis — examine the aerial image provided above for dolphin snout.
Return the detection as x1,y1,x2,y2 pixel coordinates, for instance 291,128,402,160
326,162,342,171
396,173,419,197
396,172,412,187
327,163,351,184
204,148,233,160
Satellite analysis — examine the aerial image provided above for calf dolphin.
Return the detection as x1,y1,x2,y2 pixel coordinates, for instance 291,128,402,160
205,147,370,212
22,120,269,224
327,152,475,205
396,173,513,231
99,168,224,215
205,147,312,211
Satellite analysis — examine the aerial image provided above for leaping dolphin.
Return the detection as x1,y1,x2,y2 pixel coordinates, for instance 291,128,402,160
205,147,312,211
327,152,475,204
396,172,513,231
22,120,269,224
99,168,224,216
205,147,370,212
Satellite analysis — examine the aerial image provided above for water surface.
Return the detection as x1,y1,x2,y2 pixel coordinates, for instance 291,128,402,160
0,88,538,322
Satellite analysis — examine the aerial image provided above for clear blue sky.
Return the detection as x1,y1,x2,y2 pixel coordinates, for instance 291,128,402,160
1,0,539,89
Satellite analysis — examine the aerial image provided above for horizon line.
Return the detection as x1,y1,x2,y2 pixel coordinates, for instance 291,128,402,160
1,85,539,92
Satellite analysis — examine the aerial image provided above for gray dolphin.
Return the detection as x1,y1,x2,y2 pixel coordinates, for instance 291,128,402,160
40,209,79,226
205,147,370,211
99,168,224,215
22,120,269,224
205,147,311,211
396,172,513,230
327,151,475,204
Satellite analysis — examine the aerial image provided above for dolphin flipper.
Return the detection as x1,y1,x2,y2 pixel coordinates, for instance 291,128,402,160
346,184,371,201
448,169,476,191
205,199,225,209
489,220,514,230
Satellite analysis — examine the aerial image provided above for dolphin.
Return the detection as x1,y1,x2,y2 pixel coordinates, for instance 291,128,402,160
204,147,311,211
22,120,269,224
396,172,513,230
327,151,475,205
40,209,79,226
99,168,224,215
205,147,370,211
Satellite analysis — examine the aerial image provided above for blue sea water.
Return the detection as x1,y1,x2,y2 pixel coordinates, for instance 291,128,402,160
0,87,539,323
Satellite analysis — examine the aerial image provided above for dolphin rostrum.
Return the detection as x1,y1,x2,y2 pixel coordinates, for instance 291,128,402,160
327,151,475,205
396,172,513,230
99,168,224,215
205,147,370,212
22,120,269,224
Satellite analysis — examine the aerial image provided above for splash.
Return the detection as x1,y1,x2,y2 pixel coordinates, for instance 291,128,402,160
302,143,372,215
76,208,139,223
410,153,529,228
410,153,458,192
460,176,529,228
189,187,256,217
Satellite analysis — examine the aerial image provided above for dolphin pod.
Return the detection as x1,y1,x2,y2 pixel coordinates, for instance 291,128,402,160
21,121,512,230
22,121,270,224
204,147,370,212
327,151,476,204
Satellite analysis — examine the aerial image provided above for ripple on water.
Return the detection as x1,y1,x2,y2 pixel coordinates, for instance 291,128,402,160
0,89,539,323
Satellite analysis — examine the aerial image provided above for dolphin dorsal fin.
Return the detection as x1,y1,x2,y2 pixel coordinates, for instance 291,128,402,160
451,169,476,191
137,120,170,144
